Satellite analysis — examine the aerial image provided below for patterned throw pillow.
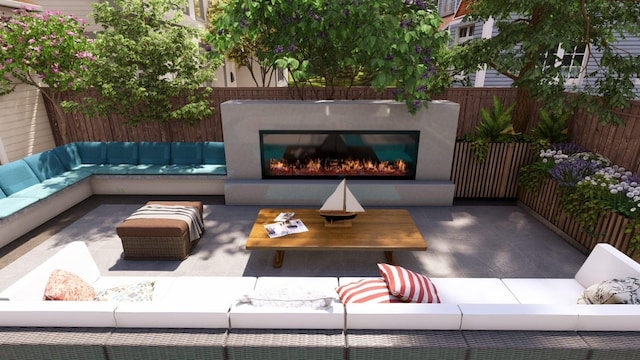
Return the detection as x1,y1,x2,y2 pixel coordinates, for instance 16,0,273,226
336,278,403,304
43,269,96,301
377,263,440,303
577,277,640,304
94,281,155,302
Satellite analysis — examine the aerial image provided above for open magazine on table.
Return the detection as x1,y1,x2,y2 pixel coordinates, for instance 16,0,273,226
264,217,309,238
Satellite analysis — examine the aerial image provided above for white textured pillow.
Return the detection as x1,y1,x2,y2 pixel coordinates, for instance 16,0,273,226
578,277,640,304
238,287,335,309
95,281,155,302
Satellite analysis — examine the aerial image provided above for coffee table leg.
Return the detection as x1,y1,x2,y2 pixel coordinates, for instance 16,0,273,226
274,250,285,268
384,251,394,264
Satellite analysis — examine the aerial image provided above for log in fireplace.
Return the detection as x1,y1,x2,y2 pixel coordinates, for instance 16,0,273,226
259,130,419,179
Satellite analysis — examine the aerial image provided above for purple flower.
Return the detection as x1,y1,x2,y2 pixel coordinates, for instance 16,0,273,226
550,157,601,187
288,44,297,52
415,45,422,54
551,143,583,155
274,45,283,54
384,53,394,60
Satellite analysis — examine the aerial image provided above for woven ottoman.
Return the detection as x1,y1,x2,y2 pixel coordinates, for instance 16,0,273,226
116,201,204,260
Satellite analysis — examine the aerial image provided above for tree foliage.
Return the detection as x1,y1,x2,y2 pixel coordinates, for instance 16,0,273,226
207,0,452,113
0,8,94,141
73,0,221,127
454,0,640,130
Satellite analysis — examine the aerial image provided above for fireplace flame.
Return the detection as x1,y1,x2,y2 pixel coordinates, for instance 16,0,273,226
268,158,409,177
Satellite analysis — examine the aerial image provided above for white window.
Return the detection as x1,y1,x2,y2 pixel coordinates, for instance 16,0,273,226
456,24,475,43
438,0,458,17
542,43,589,85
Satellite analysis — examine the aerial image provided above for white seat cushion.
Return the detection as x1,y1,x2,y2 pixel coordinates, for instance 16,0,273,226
431,278,519,304
502,278,586,304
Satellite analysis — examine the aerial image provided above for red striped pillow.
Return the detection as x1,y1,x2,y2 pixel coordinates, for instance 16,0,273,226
377,263,440,303
336,278,403,304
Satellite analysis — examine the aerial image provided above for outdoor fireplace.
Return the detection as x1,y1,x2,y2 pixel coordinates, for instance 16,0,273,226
260,130,419,179
221,100,460,206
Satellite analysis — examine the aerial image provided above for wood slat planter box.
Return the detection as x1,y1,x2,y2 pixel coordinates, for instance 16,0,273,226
518,178,635,255
451,141,533,198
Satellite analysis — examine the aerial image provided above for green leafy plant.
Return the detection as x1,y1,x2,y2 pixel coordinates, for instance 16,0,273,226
466,96,518,162
70,0,220,131
0,8,94,142
529,108,571,152
521,145,640,254
207,0,452,114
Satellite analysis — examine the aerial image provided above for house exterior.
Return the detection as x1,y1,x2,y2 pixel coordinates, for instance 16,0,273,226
0,0,287,163
440,0,640,96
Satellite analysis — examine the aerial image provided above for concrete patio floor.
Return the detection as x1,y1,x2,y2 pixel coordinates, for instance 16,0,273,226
0,195,588,292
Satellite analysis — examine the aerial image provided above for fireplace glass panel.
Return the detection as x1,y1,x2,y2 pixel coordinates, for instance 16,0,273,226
260,130,419,179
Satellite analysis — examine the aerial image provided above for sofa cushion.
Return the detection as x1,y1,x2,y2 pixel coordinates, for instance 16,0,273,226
336,278,403,304
43,269,96,301
171,142,203,165
502,278,586,304
575,243,640,288
578,277,640,304
203,141,226,164
431,278,520,304
76,141,107,164
23,150,67,181
238,287,334,309
0,242,101,301
138,142,171,165
51,143,82,170
107,141,139,164
378,263,440,303
0,196,40,219
0,160,41,196
95,280,155,302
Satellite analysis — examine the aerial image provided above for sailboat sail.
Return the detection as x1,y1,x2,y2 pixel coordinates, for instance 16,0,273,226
320,179,365,213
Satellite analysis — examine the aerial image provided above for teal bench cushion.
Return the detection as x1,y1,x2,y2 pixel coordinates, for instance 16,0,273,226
23,151,67,181
76,141,107,164
138,142,171,165
107,142,139,164
0,188,6,199
203,142,226,165
0,160,41,196
51,143,82,170
0,197,40,219
171,142,203,165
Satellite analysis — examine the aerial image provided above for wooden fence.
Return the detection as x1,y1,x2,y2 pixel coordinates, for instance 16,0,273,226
47,86,639,177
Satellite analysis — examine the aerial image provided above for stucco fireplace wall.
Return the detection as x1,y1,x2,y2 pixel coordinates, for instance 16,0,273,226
221,100,459,206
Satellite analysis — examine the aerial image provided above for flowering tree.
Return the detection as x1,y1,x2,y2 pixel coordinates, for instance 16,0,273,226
72,0,220,129
0,8,95,142
208,0,452,113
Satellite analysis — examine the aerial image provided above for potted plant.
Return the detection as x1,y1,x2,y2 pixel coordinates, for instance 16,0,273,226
452,96,528,198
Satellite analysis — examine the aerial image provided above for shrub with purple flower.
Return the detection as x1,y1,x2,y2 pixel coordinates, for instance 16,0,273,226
522,143,640,250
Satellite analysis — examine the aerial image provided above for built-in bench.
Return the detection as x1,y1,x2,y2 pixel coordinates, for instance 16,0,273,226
1,241,640,359
0,141,226,248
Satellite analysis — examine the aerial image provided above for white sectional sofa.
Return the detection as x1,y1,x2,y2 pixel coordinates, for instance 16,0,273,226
1,241,639,331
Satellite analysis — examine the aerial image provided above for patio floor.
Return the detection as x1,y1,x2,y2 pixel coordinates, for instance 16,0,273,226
0,195,588,292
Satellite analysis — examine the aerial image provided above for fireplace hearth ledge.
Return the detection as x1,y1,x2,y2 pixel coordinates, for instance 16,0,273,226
220,100,459,206
224,179,455,206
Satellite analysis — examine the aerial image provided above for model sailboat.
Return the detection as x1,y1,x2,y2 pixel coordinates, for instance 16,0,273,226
319,179,365,226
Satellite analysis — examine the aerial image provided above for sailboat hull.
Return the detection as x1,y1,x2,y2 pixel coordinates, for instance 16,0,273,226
319,211,358,222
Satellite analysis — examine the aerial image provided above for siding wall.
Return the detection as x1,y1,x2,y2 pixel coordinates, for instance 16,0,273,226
0,85,55,163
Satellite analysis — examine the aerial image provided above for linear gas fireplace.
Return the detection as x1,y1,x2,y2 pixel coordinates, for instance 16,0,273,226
260,130,419,179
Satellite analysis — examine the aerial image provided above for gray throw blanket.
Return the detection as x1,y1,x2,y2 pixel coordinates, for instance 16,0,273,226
127,205,205,241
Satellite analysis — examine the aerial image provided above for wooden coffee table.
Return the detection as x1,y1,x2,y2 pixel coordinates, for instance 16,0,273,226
246,208,427,268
